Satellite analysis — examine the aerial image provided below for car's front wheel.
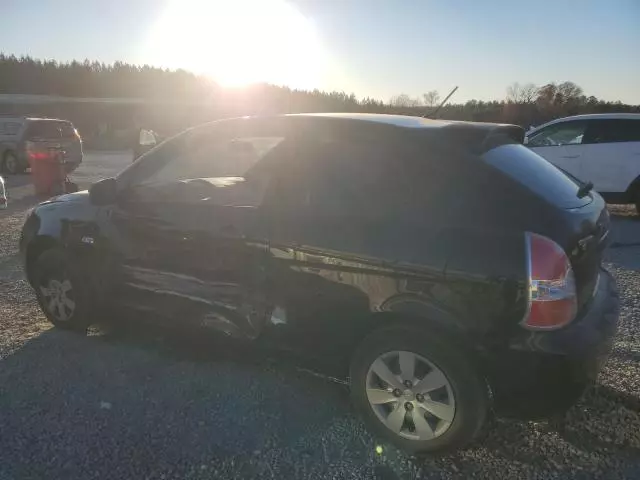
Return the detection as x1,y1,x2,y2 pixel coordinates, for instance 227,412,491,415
2,152,23,174
32,249,93,332
350,326,489,453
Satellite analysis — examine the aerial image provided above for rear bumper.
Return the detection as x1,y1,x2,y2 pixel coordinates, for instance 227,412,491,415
64,161,81,174
487,268,619,417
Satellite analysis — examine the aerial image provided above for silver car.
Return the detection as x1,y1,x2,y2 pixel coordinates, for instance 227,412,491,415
0,116,83,175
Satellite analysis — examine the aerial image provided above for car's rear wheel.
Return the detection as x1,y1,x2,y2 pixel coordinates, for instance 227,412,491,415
32,249,92,332
350,327,489,453
2,152,23,174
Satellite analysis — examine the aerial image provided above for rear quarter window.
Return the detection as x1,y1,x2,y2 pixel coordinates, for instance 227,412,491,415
58,122,77,138
483,144,590,209
585,119,640,143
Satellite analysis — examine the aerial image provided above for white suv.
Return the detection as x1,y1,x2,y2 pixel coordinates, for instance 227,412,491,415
525,113,640,213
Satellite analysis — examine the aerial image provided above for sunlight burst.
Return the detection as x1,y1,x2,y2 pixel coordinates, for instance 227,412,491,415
143,0,326,89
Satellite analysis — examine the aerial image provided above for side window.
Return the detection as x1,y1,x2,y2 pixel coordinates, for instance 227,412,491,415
0,122,21,136
128,123,287,206
584,119,640,144
142,135,284,186
528,121,587,147
266,139,410,219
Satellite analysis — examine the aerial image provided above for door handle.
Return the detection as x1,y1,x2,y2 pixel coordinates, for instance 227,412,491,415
561,155,580,159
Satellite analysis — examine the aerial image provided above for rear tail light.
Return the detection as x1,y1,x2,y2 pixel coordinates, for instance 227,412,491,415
522,232,577,330
26,141,51,161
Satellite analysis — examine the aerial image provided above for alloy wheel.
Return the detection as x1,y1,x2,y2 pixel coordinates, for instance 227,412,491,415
365,350,456,441
4,155,18,174
40,278,76,322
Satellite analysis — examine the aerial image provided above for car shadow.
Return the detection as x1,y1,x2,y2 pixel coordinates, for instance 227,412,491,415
2,315,638,479
0,319,394,479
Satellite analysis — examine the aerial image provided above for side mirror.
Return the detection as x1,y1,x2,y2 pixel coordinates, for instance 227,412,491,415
89,177,118,206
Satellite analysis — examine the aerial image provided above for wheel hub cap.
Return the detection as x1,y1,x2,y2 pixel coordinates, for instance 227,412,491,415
40,278,75,321
365,350,456,441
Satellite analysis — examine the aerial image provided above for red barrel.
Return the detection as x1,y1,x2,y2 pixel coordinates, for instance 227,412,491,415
28,151,65,197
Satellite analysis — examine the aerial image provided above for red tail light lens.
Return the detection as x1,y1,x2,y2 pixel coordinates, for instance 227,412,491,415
26,141,51,161
522,232,577,330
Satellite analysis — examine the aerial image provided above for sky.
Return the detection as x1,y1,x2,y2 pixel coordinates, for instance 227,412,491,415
1,0,638,104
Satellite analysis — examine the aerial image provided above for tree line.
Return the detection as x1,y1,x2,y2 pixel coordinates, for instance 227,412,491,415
0,54,638,132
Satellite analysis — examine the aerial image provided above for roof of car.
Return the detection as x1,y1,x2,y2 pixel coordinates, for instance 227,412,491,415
286,112,515,131
542,113,640,122
0,116,68,122
288,113,454,129
526,113,640,135
26,117,70,122
280,113,525,151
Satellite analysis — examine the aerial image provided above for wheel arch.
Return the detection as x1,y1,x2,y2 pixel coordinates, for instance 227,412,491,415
2,147,15,162
25,235,62,286
624,174,640,202
341,304,481,378
356,311,476,351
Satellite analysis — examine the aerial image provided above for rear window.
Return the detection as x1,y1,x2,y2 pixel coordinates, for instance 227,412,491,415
26,121,62,139
482,144,591,209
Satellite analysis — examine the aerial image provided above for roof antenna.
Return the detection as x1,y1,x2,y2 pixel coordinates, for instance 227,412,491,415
423,86,458,118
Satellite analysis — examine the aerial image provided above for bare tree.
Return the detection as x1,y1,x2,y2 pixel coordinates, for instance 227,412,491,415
507,82,538,103
506,82,522,102
520,83,538,103
389,94,421,107
422,90,440,107
556,81,583,103
535,83,558,105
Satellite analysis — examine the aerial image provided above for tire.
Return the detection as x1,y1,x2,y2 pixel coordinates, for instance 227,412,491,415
349,326,489,453
2,151,23,174
32,248,93,332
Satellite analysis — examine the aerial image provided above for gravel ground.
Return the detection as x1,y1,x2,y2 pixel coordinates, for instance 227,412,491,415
0,153,639,479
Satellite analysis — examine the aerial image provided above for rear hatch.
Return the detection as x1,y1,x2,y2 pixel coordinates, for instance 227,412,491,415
24,120,82,165
482,142,609,312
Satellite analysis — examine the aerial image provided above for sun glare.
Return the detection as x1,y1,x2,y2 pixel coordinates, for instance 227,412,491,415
143,0,326,89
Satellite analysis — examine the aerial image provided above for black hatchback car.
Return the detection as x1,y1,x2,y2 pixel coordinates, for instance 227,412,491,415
20,114,618,453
